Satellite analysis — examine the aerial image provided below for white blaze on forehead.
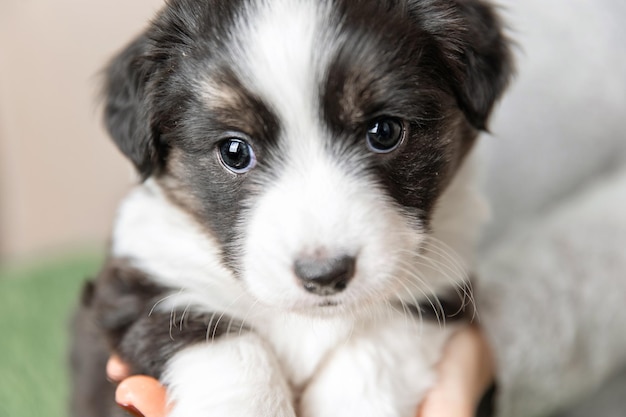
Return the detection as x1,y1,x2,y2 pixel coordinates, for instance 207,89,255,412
228,1,449,311
234,0,336,138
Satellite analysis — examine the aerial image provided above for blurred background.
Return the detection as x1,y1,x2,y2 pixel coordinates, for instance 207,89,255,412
0,0,624,416
0,0,164,263
0,1,164,415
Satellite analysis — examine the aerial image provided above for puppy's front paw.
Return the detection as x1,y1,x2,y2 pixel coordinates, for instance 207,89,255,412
163,337,296,417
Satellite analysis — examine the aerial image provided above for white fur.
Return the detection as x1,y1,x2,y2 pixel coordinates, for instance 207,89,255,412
234,0,336,138
163,334,296,417
111,180,254,316
300,319,453,417
241,144,426,312
163,317,455,417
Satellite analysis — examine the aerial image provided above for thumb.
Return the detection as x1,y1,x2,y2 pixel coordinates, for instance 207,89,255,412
115,375,171,417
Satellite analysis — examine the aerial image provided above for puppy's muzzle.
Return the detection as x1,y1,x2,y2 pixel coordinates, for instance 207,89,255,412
294,255,356,296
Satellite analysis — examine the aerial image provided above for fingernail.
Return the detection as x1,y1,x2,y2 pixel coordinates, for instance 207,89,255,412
117,403,145,417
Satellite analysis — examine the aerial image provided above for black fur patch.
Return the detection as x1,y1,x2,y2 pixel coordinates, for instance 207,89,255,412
321,0,512,222
70,259,246,417
91,259,246,377
155,66,283,270
102,0,249,179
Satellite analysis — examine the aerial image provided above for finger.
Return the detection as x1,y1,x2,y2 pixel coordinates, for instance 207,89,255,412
107,355,131,383
418,379,474,417
417,326,494,417
442,326,494,401
116,375,170,417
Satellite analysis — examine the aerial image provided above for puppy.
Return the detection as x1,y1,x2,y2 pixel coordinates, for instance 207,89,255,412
70,1,512,416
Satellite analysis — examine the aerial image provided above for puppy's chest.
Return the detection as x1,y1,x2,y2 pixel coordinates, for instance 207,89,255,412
252,311,452,398
255,315,356,387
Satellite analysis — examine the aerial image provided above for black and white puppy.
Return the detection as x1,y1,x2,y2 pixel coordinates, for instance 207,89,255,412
71,0,512,416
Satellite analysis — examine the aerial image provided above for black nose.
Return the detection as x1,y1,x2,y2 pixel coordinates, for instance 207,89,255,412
294,255,356,296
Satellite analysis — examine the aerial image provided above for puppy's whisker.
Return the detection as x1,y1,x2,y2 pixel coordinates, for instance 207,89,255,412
392,260,447,328
179,303,191,331
392,293,414,329
209,292,248,341
391,266,443,328
205,310,220,344
396,252,477,324
422,236,469,277
400,250,465,288
169,306,176,341
238,299,262,337
384,298,402,323
393,230,468,281
148,293,179,317
412,252,469,294
422,238,467,275
394,246,472,314
414,244,477,314
394,242,468,286
394,294,424,334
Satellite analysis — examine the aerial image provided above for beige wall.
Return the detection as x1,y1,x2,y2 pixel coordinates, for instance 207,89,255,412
0,0,164,261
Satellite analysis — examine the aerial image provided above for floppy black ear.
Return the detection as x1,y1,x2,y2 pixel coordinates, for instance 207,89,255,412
103,34,162,179
412,0,514,130
451,1,513,130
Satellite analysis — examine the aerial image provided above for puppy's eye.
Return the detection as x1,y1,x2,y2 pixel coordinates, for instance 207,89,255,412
366,118,405,153
218,138,257,173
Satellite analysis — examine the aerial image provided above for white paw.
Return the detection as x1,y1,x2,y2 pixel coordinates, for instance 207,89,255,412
163,336,296,417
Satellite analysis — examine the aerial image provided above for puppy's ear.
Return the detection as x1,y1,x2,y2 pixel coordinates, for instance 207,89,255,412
412,0,514,130
103,34,162,179
451,1,514,130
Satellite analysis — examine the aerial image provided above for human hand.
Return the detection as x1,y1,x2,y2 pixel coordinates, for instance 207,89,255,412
107,356,170,417
107,326,493,417
417,325,495,417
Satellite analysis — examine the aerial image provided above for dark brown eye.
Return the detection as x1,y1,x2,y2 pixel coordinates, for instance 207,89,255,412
218,138,256,173
366,118,405,153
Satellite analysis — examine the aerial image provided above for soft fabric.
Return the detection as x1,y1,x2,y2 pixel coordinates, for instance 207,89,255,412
482,0,626,245
477,0,626,415
479,168,626,417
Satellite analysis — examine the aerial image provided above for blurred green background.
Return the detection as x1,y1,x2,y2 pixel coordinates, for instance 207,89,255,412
0,253,101,417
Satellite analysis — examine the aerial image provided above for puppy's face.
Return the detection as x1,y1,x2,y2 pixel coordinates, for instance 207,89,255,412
105,0,511,313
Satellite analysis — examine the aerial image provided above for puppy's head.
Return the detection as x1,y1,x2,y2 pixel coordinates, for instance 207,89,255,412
104,0,512,313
